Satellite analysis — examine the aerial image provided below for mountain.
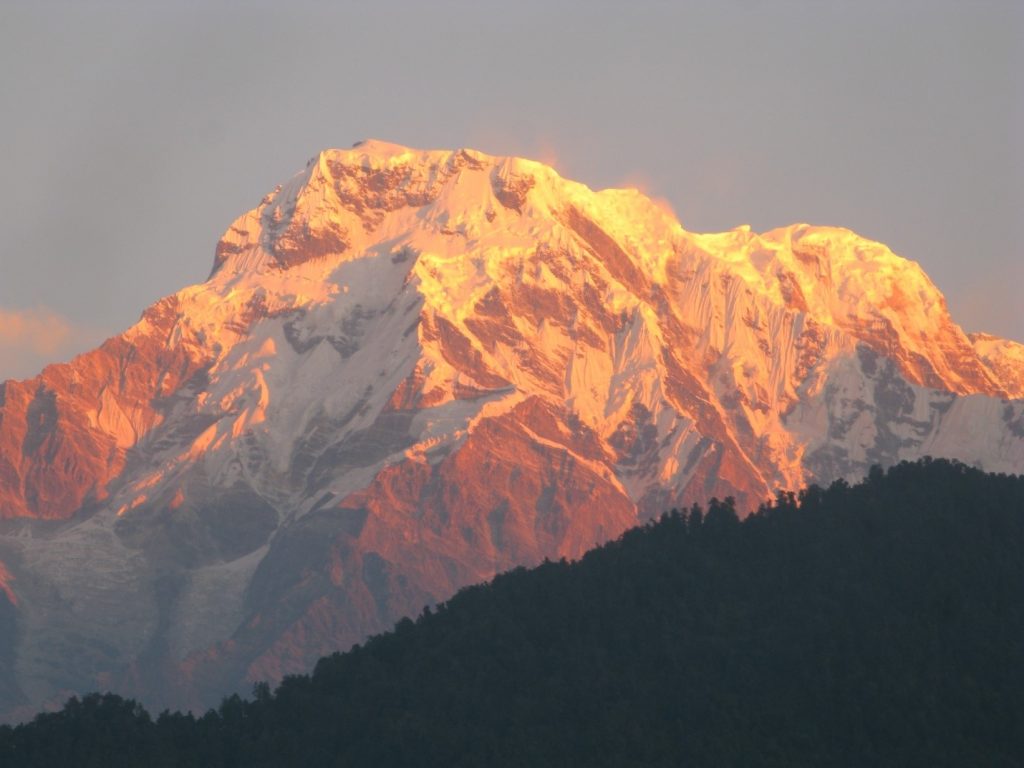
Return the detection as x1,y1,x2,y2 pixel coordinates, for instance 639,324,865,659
0,141,1021,717
3,459,1022,767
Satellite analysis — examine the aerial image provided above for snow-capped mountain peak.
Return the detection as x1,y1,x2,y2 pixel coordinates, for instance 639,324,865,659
0,141,1021,717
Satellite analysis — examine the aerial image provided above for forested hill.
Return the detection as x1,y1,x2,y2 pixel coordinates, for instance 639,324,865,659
2,458,1022,767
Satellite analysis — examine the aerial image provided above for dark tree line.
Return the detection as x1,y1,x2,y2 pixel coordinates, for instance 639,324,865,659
1,458,1022,767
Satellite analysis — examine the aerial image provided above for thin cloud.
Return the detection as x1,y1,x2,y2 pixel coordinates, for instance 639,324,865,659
0,307,103,381
617,172,682,225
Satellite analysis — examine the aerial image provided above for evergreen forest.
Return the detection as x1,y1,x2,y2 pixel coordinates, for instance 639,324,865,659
1,458,1021,767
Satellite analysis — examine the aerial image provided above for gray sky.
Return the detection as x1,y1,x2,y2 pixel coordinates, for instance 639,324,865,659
1,0,1021,380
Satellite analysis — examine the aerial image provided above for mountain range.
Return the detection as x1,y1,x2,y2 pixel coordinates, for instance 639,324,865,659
0,140,1021,717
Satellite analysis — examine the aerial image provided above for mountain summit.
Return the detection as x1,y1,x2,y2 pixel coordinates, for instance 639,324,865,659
0,141,1021,715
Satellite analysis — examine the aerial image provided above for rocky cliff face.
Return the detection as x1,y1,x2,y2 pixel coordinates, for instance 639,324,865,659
0,140,1021,717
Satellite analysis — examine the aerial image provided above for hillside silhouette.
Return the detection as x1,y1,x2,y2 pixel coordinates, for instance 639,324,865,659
2,458,1021,767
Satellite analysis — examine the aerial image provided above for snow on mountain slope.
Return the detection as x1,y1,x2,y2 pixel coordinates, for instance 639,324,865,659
0,140,1021,717
970,333,1024,399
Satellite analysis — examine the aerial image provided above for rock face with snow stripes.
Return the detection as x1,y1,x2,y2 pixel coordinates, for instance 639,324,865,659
0,141,1021,716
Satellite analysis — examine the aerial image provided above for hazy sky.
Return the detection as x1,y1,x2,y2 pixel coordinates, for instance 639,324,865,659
1,0,1021,380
